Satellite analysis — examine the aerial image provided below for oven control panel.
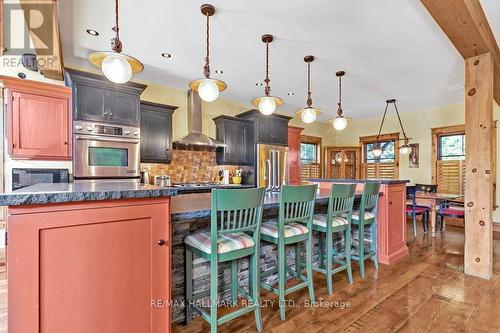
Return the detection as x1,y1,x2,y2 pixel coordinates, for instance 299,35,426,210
73,121,140,137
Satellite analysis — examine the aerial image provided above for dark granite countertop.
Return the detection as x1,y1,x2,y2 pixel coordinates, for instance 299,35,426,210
174,184,254,194
0,182,178,206
307,178,410,185
171,188,371,220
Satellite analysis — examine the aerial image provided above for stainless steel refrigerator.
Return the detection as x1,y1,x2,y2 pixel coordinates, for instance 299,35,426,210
257,144,288,191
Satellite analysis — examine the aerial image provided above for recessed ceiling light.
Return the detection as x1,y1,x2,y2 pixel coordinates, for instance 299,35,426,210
215,69,223,74
86,29,99,36
161,53,172,58
287,92,295,96
446,83,464,91
256,82,263,86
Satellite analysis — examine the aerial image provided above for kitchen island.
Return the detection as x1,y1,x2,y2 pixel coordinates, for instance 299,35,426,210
170,185,402,323
0,182,178,333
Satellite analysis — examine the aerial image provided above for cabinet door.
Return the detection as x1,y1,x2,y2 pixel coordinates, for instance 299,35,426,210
141,106,173,163
271,118,288,145
74,83,106,122
11,91,70,159
7,199,171,333
105,90,140,126
256,119,272,144
216,120,253,165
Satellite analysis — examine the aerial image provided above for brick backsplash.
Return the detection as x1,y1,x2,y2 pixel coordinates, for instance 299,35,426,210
141,147,245,183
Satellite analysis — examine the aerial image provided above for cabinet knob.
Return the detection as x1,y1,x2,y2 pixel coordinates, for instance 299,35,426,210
64,141,68,145
158,239,166,246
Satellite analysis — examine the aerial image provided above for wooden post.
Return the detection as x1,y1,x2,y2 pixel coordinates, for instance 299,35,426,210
464,52,494,280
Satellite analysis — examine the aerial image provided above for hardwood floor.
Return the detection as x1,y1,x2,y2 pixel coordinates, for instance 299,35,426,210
0,223,498,333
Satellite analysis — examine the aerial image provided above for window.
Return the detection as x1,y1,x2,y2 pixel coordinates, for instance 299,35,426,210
359,133,400,180
300,143,317,164
300,135,322,181
364,141,395,163
439,134,465,160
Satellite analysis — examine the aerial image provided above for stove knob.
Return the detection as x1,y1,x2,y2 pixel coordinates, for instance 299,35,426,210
124,130,131,135
87,126,94,132
133,131,139,136
74,125,83,131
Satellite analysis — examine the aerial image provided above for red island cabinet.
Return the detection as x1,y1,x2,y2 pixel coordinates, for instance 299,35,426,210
313,180,409,265
7,197,172,333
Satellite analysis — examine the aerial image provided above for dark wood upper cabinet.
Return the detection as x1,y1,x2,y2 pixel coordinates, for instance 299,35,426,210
236,109,291,146
65,68,147,127
140,101,177,164
213,116,254,165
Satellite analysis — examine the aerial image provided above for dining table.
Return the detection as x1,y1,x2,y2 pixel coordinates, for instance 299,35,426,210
414,191,464,237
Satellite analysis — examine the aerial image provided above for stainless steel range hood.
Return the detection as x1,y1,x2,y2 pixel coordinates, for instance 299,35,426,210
174,90,226,147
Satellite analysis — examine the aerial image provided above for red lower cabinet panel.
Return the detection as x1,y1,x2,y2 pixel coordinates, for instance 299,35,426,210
7,198,171,333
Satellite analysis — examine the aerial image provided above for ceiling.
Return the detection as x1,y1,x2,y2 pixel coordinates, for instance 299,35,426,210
59,0,500,122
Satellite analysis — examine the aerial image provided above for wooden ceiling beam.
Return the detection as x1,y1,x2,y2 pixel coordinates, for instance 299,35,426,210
19,0,64,81
420,0,500,105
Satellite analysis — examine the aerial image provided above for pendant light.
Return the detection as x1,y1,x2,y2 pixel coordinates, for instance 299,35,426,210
189,4,227,102
371,99,412,157
89,0,143,84
296,56,321,124
252,34,283,115
331,71,350,131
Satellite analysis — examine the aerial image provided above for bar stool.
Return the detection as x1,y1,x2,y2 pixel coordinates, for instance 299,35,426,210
260,184,317,321
184,188,265,333
350,182,380,278
313,183,356,294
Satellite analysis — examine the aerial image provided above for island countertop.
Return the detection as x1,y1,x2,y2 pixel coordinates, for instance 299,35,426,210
307,178,410,185
171,188,375,220
0,181,179,206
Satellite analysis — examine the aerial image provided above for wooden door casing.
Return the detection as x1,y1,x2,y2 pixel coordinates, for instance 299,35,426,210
7,198,171,333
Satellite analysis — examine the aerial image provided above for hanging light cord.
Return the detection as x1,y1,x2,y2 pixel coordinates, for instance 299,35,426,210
203,12,211,78
264,41,271,96
306,61,312,107
394,101,409,144
111,0,122,53
375,101,389,142
337,75,343,116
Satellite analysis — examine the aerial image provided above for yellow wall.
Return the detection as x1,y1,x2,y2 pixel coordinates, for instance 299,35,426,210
323,102,500,222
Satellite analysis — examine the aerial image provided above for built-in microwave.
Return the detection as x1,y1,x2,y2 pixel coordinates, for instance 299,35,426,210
73,121,140,179
12,168,69,191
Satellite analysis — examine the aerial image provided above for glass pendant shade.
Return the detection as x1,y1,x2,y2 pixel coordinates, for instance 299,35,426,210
197,79,220,102
333,116,348,130
372,147,383,157
101,54,133,84
400,145,412,154
258,97,277,115
300,108,317,123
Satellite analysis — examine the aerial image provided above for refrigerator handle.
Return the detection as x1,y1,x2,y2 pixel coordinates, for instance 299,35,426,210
272,150,277,190
265,159,271,190
276,150,280,189
282,150,288,186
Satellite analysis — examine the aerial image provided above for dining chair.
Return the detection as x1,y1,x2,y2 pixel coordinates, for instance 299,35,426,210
184,187,266,333
260,184,317,321
312,183,356,294
406,185,430,236
350,182,380,278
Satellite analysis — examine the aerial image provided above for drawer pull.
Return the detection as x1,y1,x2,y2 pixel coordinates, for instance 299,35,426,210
158,239,166,246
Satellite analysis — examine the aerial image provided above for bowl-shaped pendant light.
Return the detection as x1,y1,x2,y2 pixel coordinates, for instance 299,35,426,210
189,4,227,102
252,34,283,115
330,71,350,131
89,0,143,84
296,56,321,124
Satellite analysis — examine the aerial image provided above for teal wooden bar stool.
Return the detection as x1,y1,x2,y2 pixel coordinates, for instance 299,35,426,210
350,182,381,278
184,188,265,333
260,184,317,321
312,183,356,294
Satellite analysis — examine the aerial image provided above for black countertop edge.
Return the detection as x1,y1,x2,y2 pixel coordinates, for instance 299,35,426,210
0,182,178,206
171,196,334,221
307,178,410,185
175,184,254,194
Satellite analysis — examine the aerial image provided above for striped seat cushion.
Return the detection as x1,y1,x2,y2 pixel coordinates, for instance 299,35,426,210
350,211,375,220
185,231,254,254
261,220,309,238
313,214,349,228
